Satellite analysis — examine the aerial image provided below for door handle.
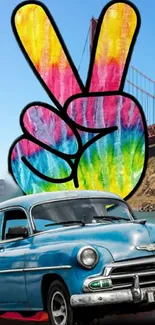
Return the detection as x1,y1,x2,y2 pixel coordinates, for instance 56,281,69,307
0,246,4,251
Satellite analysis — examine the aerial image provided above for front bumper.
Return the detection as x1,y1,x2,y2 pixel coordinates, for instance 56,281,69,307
70,285,155,307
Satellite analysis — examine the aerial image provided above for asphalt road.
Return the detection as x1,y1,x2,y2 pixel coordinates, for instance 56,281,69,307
1,312,155,325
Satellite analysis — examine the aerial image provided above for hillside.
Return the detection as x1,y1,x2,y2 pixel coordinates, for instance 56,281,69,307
128,157,155,211
128,124,155,211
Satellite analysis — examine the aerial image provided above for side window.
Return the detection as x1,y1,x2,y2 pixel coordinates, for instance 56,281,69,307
2,209,29,240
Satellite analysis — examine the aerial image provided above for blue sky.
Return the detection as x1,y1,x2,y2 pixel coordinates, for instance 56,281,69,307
0,0,155,179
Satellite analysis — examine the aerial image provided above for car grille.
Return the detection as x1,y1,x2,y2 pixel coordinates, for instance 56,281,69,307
105,257,155,289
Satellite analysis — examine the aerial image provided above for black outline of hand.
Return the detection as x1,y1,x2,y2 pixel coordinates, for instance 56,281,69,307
8,0,148,200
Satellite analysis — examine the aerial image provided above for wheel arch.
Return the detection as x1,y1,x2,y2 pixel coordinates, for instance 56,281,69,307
41,273,70,311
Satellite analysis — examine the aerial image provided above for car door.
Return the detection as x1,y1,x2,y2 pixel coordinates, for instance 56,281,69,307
0,207,31,310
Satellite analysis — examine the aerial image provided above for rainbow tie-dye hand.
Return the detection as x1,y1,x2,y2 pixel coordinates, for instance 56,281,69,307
9,0,148,199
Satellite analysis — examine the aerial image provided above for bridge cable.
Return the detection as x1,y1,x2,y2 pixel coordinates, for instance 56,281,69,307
78,26,90,73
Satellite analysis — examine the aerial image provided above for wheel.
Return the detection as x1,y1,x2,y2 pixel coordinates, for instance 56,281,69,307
47,279,75,325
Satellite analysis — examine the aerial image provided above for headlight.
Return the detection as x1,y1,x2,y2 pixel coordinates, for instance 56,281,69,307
77,246,99,269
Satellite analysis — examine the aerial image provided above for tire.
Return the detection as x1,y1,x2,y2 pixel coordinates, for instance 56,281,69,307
47,279,75,325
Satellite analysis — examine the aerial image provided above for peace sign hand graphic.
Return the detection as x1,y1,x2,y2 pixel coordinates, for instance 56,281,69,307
9,0,147,199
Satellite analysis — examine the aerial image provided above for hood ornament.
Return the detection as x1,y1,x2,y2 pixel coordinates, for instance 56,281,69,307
136,244,155,251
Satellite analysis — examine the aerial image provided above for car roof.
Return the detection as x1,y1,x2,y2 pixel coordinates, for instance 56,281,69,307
0,190,123,211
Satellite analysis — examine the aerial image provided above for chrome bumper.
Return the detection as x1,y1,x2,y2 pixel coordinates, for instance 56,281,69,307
70,285,155,307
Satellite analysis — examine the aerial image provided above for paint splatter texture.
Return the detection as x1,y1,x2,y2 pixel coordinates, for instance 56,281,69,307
14,4,82,106
89,3,137,92
9,1,147,200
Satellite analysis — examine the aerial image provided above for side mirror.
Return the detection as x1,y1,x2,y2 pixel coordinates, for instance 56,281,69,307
6,226,29,240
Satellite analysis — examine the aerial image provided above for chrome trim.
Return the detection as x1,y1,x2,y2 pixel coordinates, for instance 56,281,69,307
0,206,28,214
83,271,155,293
71,285,155,307
131,275,142,302
29,206,36,231
71,290,133,307
111,270,155,279
84,276,112,292
83,257,155,293
104,256,155,276
0,210,4,239
77,246,99,269
0,237,24,245
0,269,24,274
104,266,113,277
24,265,72,272
103,280,155,290
83,276,112,292
0,265,72,274
29,225,82,238
116,280,155,290
138,280,155,286
82,257,155,288
136,244,155,251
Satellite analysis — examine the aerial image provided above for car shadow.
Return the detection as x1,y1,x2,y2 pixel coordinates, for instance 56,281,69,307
1,312,155,325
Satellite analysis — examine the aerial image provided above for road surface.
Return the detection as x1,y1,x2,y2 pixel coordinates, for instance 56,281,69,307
1,312,155,325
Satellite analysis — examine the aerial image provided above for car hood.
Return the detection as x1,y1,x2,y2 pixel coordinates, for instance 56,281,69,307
39,221,155,261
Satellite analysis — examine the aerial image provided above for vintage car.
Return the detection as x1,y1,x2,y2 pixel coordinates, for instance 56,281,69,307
0,190,155,325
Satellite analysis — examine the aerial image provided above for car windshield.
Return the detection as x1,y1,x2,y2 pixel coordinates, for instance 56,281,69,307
31,198,134,232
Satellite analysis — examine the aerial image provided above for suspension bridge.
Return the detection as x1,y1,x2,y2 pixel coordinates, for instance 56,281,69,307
125,66,155,157
89,17,155,126
89,18,155,157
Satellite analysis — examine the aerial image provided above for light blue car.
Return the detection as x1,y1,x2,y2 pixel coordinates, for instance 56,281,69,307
0,190,155,325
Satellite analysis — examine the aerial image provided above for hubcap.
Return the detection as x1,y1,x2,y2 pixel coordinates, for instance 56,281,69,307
51,291,67,325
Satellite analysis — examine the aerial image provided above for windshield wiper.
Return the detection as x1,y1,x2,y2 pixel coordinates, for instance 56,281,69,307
93,216,128,222
45,220,85,227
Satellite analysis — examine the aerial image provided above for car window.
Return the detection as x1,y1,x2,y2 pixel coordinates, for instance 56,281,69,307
106,204,130,219
5,219,28,234
2,209,29,240
32,218,60,231
32,198,134,232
